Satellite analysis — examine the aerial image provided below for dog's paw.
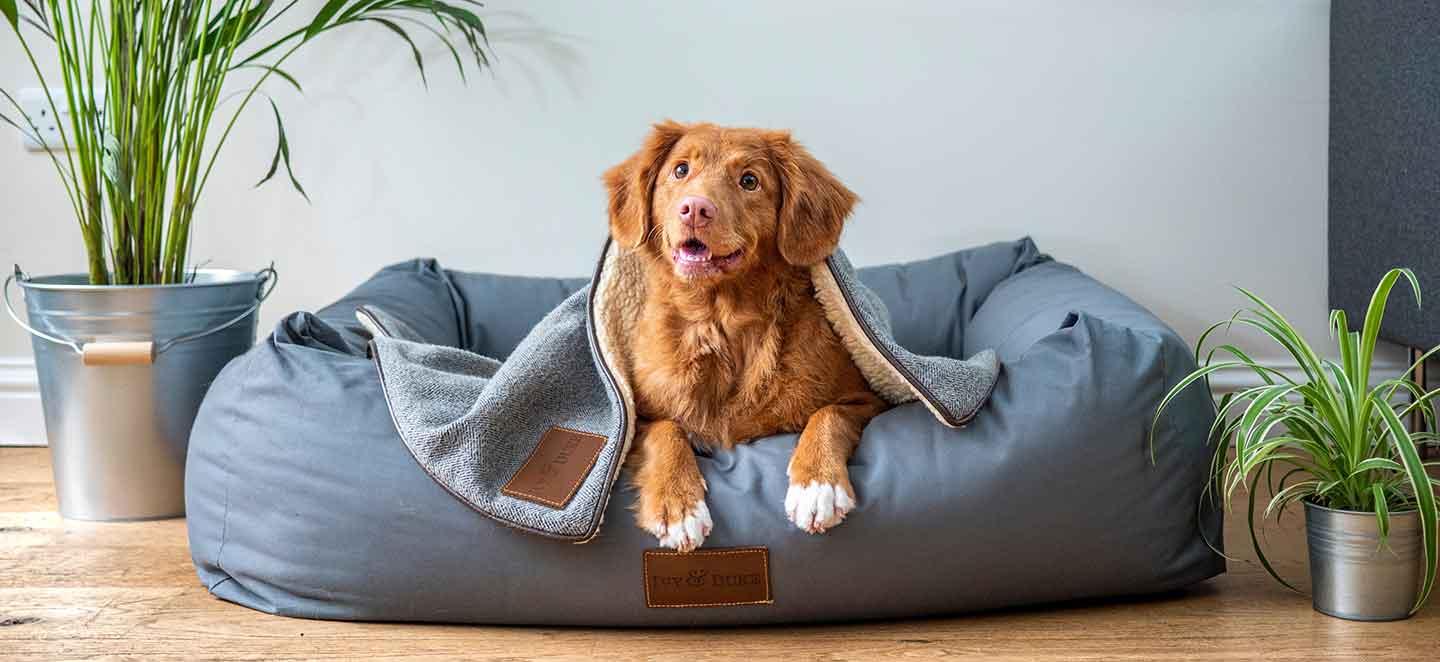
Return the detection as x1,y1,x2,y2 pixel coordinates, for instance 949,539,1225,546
784,480,855,534
638,498,712,552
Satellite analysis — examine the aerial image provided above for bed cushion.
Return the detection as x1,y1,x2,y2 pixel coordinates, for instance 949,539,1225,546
185,237,1223,625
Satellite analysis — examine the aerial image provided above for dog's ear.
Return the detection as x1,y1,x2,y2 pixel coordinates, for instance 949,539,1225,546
768,132,858,266
603,120,687,249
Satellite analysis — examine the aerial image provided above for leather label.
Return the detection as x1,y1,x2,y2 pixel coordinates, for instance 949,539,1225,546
501,426,605,509
643,547,773,608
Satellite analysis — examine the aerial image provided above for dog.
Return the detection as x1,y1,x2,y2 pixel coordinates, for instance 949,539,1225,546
603,121,890,552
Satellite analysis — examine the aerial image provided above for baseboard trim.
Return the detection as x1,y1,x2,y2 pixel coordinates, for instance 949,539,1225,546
1205,358,1411,395
0,356,45,446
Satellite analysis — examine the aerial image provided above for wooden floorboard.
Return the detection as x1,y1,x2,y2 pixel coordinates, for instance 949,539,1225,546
1,447,1436,661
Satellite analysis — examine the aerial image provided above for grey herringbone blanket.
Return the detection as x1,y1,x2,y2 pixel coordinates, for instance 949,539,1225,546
362,242,1000,541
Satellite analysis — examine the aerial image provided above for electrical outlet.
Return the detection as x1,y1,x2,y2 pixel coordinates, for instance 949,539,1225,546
17,87,73,152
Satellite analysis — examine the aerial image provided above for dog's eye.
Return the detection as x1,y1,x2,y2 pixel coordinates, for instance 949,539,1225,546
739,172,759,191
673,162,689,179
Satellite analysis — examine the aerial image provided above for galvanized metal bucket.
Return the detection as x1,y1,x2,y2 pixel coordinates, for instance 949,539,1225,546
4,266,276,521
1305,500,1422,621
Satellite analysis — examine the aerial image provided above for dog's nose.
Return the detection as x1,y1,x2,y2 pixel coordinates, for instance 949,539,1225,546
677,195,717,228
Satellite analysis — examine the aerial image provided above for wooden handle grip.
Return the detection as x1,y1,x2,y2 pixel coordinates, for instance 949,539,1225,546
81,341,154,366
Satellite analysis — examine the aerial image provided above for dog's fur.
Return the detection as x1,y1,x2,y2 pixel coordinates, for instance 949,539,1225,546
604,121,889,551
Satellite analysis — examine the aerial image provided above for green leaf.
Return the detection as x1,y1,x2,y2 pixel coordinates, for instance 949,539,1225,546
1233,288,1326,376
1194,316,1236,365
381,12,471,82
1266,479,1319,519
365,18,427,87
0,0,17,30
1382,343,1440,407
190,0,275,60
338,0,392,23
1227,315,1323,386
1376,404,1437,613
1373,484,1390,542
1235,385,1298,457
0,109,27,134
234,63,305,94
1358,269,1421,400
305,0,351,40
255,99,308,202
19,13,50,39
1202,343,1291,387
1248,471,1300,593
1345,457,1403,479
1336,320,1356,388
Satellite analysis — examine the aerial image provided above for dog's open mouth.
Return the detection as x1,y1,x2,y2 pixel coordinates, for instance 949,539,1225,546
673,238,743,277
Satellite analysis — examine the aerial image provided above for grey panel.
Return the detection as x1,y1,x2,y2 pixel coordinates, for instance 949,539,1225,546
1329,2,1440,349
186,239,1223,625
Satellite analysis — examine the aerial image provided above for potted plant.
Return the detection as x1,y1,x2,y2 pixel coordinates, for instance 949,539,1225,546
0,1,489,521
1155,268,1438,620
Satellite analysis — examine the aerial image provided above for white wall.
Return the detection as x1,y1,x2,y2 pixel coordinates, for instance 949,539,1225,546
1,1,1350,440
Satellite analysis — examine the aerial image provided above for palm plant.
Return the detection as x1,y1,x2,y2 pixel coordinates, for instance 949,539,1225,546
1,0,489,284
1154,268,1439,614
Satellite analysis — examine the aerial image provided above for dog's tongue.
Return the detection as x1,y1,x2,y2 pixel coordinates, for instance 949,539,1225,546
678,239,712,262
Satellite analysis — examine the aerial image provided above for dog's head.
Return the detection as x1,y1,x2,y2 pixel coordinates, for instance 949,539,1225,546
604,121,857,283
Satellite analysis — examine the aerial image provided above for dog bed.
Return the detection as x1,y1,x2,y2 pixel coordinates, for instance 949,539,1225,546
185,237,1223,625
355,238,1000,542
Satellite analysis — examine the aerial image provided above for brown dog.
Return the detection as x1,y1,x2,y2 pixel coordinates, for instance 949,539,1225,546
604,121,890,551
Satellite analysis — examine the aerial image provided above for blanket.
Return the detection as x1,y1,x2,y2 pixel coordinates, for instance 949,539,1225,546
360,241,1001,541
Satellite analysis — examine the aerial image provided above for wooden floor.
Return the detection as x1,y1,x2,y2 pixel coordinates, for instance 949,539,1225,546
1,448,1436,661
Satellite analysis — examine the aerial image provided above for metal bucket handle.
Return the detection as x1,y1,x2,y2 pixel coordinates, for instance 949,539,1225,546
3,264,278,366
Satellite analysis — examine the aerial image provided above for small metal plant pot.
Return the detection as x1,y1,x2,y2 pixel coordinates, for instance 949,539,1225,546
4,266,275,521
1305,500,1422,621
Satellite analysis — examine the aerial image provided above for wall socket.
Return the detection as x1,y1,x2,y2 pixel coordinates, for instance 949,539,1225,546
17,87,75,152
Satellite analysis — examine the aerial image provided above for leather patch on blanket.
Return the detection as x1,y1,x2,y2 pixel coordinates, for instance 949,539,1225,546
501,427,605,509
643,547,773,608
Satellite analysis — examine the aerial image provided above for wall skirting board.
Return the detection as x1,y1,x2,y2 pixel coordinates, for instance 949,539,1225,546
0,356,1421,447
1205,358,1412,395
0,356,45,446
1196,358,1429,458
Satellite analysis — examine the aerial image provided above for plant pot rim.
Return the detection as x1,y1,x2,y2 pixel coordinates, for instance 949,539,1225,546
1303,498,1419,518
17,268,267,292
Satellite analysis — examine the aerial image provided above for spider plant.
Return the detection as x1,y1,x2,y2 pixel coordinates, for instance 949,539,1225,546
0,0,489,284
1153,268,1439,614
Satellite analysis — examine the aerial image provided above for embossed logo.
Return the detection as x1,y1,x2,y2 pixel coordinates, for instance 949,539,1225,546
501,427,605,509
644,547,772,608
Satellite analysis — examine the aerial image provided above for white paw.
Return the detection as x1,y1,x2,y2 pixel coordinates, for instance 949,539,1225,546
785,481,855,534
646,499,712,552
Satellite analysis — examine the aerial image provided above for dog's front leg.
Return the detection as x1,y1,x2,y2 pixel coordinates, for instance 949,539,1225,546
785,394,888,534
630,420,711,552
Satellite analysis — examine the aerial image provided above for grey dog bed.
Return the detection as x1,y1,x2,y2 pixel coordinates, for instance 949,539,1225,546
185,237,1223,625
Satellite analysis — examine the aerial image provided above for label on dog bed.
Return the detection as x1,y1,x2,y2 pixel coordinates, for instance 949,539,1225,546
501,427,606,509
643,547,773,608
